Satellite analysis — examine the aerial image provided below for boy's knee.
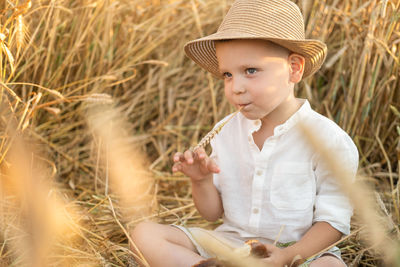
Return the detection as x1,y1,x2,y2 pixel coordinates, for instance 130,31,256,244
130,221,159,248
131,221,156,239
309,255,346,267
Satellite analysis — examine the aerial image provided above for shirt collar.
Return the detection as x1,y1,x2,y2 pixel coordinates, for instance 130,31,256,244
245,99,311,136
273,99,311,136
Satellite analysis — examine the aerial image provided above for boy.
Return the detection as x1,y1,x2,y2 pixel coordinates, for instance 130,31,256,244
131,0,358,266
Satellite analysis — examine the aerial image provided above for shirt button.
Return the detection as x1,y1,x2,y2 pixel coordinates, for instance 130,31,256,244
256,170,263,176
276,126,285,134
248,136,252,142
254,120,260,126
252,208,259,214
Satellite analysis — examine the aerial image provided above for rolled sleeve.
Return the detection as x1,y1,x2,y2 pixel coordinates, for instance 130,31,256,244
313,133,359,235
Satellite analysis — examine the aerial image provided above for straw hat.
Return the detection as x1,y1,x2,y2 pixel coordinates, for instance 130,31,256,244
184,0,327,78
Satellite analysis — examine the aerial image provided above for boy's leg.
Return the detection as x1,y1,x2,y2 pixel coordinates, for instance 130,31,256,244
309,255,346,267
130,221,204,267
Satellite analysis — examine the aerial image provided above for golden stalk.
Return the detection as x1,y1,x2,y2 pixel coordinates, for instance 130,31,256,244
190,107,243,152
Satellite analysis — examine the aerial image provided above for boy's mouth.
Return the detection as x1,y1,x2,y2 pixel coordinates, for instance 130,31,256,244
238,103,250,109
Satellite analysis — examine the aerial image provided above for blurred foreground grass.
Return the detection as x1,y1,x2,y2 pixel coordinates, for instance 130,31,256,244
0,0,399,266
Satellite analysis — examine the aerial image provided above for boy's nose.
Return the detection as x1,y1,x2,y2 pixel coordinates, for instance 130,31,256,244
231,78,246,94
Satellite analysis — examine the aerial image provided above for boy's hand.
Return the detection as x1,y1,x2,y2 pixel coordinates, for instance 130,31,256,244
172,147,220,182
261,244,298,267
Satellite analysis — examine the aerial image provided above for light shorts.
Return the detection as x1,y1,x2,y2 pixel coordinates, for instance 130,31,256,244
172,225,347,267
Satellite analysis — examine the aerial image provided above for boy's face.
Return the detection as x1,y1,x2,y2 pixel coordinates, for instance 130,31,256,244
215,39,297,122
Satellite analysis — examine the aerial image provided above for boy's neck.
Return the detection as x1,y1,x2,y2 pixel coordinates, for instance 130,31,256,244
260,97,303,129
252,97,303,150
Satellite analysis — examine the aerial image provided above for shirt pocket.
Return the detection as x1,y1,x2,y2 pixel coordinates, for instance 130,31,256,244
270,162,313,211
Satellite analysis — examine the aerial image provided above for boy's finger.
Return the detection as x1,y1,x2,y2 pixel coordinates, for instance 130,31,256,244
183,150,194,164
206,158,220,173
172,162,182,173
194,147,207,159
173,152,184,162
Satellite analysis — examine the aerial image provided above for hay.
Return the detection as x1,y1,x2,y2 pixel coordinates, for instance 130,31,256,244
0,0,399,266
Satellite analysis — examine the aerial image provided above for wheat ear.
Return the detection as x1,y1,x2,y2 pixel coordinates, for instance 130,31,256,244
190,107,242,151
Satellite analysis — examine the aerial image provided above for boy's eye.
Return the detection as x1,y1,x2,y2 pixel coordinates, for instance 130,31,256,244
223,72,232,78
246,68,257,75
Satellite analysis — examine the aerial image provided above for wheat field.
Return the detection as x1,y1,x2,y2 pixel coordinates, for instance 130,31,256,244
0,0,399,266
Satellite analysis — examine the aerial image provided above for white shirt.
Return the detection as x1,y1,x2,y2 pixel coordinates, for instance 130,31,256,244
210,100,359,243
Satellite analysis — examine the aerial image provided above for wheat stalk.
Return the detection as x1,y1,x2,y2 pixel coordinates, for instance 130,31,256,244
83,93,113,104
190,107,243,152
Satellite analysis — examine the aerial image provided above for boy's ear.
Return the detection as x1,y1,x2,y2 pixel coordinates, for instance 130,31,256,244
288,53,305,83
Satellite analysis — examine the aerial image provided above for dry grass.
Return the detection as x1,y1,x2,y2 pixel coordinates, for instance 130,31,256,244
0,0,399,266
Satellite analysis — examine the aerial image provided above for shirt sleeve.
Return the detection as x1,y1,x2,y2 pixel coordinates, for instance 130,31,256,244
312,132,359,235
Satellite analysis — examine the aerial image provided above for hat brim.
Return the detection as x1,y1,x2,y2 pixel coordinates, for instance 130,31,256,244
184,31,327,79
